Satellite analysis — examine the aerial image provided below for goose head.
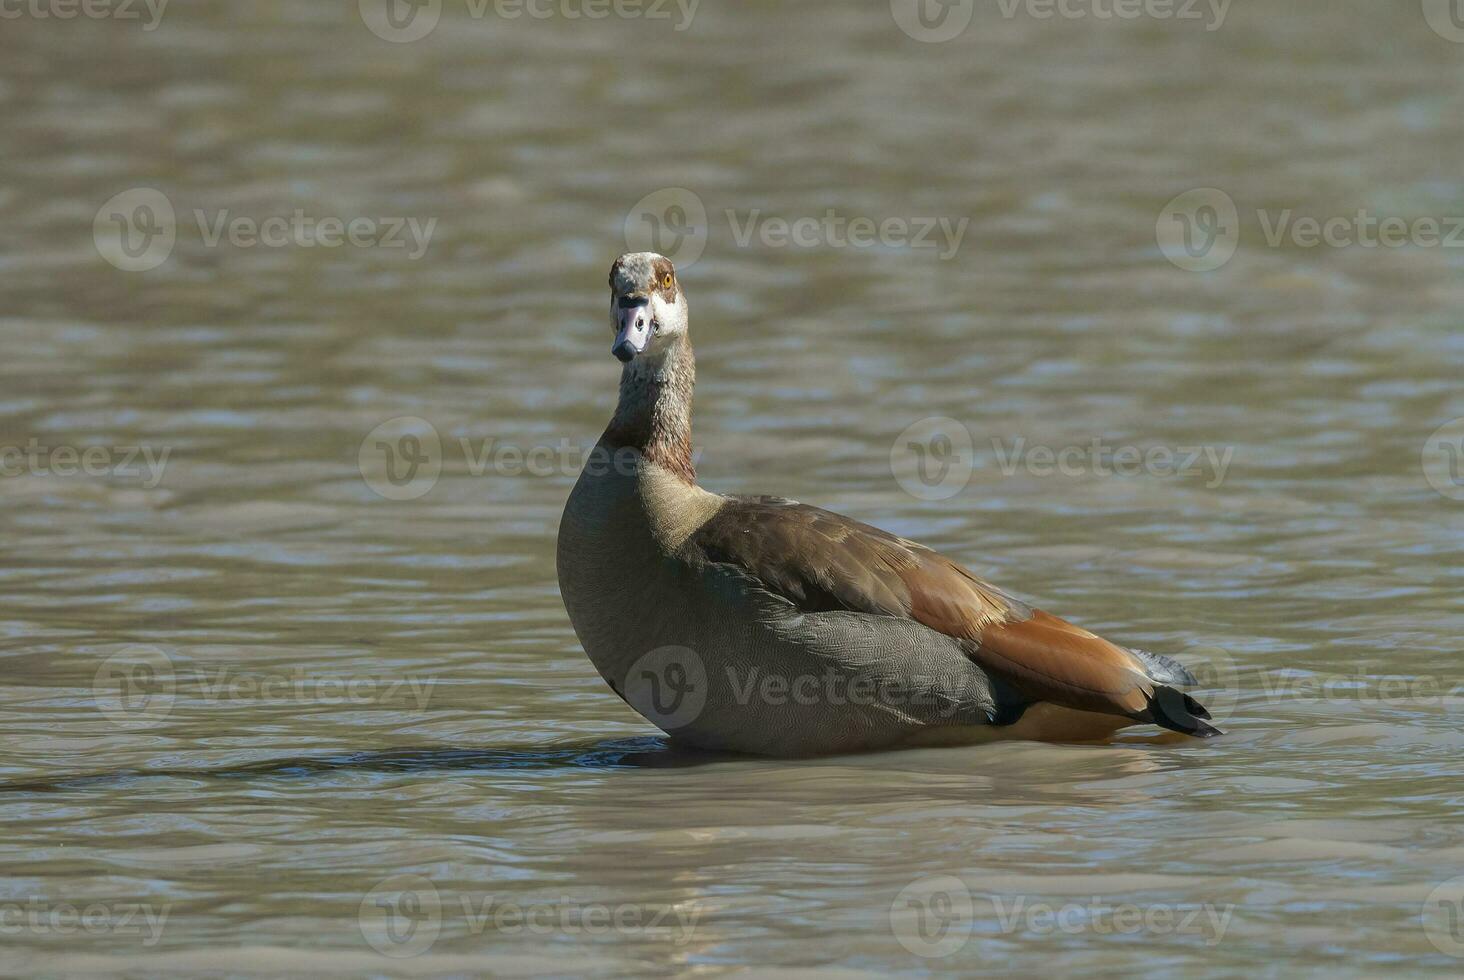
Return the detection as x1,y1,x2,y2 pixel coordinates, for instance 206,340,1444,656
607,251,689,364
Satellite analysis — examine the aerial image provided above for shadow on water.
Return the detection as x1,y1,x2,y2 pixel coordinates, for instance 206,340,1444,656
0,736,741,794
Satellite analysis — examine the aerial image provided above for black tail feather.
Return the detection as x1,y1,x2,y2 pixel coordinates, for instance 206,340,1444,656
1182,691,1212,721
1146,685,1222,738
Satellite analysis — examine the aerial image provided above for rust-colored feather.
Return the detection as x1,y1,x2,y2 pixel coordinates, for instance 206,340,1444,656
973,611,1154,715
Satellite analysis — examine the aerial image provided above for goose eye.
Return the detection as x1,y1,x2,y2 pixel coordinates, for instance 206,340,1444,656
661,273,673,289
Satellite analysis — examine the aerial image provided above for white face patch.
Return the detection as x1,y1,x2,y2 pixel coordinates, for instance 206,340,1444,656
648,291,680,334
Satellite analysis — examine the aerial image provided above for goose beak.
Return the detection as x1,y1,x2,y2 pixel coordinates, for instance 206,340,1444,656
612,297,652,363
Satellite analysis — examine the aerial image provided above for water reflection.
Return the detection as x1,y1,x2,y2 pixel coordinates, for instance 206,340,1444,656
0,737,727,793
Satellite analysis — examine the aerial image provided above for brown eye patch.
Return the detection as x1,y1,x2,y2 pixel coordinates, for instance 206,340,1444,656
652,259,677,301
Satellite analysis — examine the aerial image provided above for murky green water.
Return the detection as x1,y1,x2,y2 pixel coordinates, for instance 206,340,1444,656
1,0,1462,975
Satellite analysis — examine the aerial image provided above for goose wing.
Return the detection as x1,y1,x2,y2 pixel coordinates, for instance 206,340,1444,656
688,496,1217,736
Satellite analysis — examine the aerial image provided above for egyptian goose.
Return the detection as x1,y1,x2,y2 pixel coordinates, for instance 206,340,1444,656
556,252,1219,756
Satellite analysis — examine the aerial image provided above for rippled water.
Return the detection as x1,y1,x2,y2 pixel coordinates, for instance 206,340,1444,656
1,0,1462,975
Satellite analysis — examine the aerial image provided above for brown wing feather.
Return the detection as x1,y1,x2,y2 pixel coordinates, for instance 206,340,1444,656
690,496,1010,628
689,497,1167,722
